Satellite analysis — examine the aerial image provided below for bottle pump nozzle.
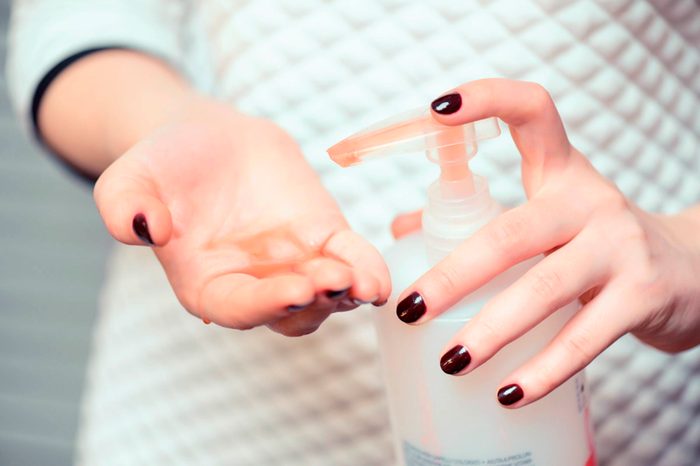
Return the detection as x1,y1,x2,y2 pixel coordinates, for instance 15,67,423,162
329,109,498,193
328,109,502,261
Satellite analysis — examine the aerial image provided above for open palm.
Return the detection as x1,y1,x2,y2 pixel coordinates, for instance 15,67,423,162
94,100,390,336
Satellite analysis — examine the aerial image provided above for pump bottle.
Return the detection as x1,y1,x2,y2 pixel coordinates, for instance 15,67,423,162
328,110,596,466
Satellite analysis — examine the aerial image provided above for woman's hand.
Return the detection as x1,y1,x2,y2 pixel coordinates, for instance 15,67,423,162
393,78,700,407
94,96,390,336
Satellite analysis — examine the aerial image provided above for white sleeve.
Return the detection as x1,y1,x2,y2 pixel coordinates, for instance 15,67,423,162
6,0,184,136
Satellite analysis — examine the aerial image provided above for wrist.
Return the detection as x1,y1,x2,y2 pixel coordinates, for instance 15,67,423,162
639,208,700,351
104,87,203,160
39,49,196,174
97,52,197,161
668,206,700,254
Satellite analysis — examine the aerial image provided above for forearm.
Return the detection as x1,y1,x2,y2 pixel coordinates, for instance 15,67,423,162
38,49,195,177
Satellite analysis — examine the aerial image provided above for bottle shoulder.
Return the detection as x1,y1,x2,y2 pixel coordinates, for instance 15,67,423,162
384,232,431,290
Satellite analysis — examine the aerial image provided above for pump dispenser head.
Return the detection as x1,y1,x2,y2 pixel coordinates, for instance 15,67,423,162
328,109,503,262
328,109,500,198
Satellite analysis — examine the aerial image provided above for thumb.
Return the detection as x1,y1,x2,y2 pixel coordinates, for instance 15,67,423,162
93,157,172,247
391,210,422,239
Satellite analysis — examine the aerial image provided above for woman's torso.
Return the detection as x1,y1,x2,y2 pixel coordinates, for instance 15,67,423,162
78,2,700,465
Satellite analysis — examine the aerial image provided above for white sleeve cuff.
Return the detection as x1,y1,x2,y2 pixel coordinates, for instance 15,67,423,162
6,0,183,138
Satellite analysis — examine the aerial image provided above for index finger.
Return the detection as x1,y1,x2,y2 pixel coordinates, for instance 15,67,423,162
431,79,571,188
198,272,315,330
397,199,580,324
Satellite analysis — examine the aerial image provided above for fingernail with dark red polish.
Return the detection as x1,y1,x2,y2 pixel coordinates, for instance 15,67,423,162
326,287,350,300
431,93,462,114
132,213,154,245
440,345,471,375
397,292,426,323
287,300,314,312
352,296,378,306
372,299,388,307
497,384,524,406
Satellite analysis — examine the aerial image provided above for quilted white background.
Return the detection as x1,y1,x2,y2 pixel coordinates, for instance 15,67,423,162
77,1,700,465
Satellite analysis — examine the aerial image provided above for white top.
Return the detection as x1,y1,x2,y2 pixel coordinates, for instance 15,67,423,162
7,1,700,465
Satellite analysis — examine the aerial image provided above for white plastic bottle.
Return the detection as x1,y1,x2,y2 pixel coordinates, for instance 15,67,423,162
328,111,596,466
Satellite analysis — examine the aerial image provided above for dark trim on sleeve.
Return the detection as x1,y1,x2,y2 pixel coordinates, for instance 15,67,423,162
30,46,127,184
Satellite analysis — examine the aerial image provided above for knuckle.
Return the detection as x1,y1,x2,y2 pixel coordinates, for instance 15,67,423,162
488,211,530,258
600,188,629,212
531,363,559,395
527,82,555,115
612,218,669,302
324,230,360,263
476,317,503,344
527,269,564,304
562,331,595,367
603,201,646,240
621,216,648,244
591,188,635,229
629,255,657,283
628,263,669,306
432,262,463,294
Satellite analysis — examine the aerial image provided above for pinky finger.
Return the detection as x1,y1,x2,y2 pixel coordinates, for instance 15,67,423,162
496,283,632,408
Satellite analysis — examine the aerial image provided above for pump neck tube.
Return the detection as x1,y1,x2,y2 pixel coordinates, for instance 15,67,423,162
422,176,502,264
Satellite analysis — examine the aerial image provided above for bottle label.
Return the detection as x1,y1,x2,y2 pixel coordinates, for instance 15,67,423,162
403,442,534,466
403,440,596,466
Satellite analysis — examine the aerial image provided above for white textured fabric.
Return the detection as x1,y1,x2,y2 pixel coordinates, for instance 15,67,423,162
8,1,700,465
